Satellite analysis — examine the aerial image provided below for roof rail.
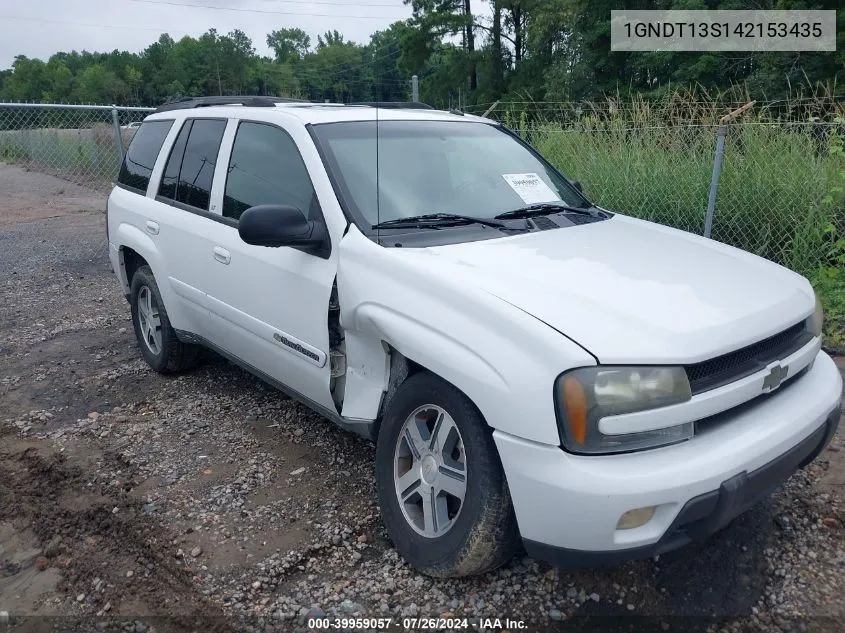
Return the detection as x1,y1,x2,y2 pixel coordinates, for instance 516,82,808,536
347,101,434,110
154,96,308,113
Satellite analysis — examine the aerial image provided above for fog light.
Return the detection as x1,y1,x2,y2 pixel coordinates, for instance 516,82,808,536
616,506,656,530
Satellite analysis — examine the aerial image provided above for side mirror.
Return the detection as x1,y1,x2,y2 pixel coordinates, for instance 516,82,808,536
239,204,326,250
570,179,583,193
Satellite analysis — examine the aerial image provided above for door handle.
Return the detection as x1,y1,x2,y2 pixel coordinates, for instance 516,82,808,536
213,246,231,265
145,220,160,235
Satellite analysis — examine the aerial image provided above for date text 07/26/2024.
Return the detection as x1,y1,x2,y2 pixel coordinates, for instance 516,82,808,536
307,617,528,630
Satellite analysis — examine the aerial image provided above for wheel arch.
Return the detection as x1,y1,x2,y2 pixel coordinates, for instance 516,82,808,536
112,224,189,333
340,325,497,440
114,223,162,295
119,246,147,297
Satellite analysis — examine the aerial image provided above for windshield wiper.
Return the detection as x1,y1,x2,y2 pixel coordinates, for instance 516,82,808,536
372,213,512,230
494,203,601,220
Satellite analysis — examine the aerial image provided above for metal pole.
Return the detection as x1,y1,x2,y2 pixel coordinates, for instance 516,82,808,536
482,100,500,118
704,125,726,239
111,106,125,163
703,100,755,239
411,75,419,102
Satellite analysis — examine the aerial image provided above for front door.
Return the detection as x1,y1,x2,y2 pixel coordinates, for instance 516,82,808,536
202,120,338,411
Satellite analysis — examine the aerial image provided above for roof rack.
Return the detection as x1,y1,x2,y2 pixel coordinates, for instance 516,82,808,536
154,96,308,113
347,101,434,110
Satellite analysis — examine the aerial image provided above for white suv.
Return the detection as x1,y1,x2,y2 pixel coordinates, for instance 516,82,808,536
107,96,842,577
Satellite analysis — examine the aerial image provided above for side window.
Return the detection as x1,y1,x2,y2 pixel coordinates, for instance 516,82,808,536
158,120,192,201
117,120,173,193
157,119,226,211
223,122,317,221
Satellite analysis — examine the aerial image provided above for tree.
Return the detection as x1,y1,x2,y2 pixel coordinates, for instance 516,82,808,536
0,7,841,109
73,64,127,103
267,28,311,64
318,30,346,49
368,24,412,101
258,58,300,97
44,59,74,102
2,56,51,102
404,0,477,93
489,0,504,96
125,65,143,104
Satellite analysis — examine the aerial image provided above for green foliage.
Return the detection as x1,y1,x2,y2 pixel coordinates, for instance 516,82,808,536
0,26,411,106
807,227,845,350
2,1,842,107
266,28,311,64
804,119,845,349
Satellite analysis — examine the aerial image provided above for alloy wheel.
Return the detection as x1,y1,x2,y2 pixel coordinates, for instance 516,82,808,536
393,404,467,538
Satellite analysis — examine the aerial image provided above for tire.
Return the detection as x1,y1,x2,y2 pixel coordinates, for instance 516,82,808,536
129,265,200,374
375,371,520,577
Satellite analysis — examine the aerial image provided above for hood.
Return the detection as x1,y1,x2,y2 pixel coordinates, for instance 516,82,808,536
400,215,814,364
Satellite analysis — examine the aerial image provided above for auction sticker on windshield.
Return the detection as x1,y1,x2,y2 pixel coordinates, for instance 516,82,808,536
502,173,561,204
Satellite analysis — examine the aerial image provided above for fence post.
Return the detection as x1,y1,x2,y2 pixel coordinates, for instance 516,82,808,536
412,75,419,102
111,105,125,164
703,101,755,239
704,126,726,239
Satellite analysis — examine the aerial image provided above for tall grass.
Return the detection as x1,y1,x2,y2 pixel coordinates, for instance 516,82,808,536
512,116,844,277
532,123,715,234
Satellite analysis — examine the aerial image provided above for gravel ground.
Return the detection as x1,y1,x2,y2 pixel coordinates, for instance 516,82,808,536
1,163,844,633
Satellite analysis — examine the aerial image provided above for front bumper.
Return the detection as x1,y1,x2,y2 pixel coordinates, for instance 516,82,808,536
495,350,842,566
523,406,839,567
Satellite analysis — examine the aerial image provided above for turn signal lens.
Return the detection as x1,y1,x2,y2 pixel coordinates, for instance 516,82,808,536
562,376,588,445
616,506,656,530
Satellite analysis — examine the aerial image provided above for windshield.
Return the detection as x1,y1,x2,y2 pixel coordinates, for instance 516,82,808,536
311,120,590,228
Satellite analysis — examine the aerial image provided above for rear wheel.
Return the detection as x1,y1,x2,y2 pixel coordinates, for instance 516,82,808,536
375,372,520,577
130,265,199,373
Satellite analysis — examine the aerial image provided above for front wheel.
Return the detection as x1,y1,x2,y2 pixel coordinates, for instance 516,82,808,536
375,372,520,577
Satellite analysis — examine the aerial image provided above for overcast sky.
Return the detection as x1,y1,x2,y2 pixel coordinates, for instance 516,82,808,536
0,0,422,69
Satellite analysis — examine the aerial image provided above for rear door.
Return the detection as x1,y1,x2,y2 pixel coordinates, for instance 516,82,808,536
149,117,229,337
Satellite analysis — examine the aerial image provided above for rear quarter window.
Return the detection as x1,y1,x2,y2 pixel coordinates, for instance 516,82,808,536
117,120,174,193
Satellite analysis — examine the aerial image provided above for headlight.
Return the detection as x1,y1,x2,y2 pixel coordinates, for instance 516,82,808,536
555,366,693,454
808,293,824,337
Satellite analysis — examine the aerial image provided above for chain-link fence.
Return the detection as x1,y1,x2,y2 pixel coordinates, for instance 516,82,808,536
0,103,154,191
1,100,843,276
466,99,845,276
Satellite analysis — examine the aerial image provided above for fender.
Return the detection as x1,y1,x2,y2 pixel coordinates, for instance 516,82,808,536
113,221,190,323
336,226,595,445
339,304,508,422
115,222,162,289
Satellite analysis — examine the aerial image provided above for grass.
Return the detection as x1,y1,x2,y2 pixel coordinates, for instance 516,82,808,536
530,122,842,268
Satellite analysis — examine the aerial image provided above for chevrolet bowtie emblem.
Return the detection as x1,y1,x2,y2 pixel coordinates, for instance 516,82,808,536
762,364,789,391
